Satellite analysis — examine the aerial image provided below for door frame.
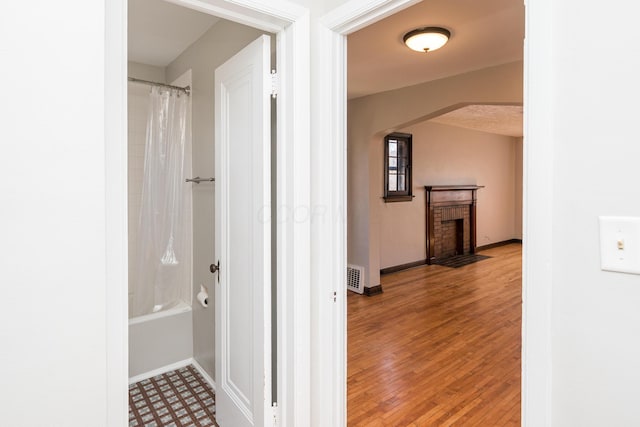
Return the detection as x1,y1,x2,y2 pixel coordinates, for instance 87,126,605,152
315,0,553,426
105,0,311,425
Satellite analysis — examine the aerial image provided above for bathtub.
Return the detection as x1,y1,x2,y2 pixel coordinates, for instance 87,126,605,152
129,301,194,380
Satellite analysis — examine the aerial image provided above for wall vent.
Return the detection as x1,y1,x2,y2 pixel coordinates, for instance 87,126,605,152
347,264,365,294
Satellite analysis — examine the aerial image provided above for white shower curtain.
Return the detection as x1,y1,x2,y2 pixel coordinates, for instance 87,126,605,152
133,86,191,317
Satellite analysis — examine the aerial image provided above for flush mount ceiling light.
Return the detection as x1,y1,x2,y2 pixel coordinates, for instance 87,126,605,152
403,27,451,53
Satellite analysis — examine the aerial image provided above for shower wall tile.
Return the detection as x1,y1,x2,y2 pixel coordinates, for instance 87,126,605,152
128,83,150,317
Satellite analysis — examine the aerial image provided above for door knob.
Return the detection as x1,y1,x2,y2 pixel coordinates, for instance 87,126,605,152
210,261,220,283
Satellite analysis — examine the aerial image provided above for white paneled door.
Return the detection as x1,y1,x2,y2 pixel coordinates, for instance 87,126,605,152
214,35,272,427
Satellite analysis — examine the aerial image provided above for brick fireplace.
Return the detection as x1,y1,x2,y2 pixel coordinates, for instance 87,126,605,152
425,185,483,264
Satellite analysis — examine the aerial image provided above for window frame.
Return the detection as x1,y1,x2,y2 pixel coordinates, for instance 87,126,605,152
383,132,413,202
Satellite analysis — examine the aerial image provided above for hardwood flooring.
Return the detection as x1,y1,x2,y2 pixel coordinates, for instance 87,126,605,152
347,244,522,426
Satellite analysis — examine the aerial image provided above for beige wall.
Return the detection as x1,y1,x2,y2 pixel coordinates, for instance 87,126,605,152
165,19,269,380
128,61,166,83
514,136,523,239
377,122,520,269
348,61,523,287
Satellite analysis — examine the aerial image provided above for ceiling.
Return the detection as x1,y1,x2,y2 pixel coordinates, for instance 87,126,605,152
347,0,524,136
430,105,523,137
128,0,219,67
347,0,524,100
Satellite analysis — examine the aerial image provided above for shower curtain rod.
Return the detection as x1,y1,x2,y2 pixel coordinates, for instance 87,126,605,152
128,77,191,95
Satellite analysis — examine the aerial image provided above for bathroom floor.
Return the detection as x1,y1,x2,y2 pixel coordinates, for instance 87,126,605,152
129,364,218,427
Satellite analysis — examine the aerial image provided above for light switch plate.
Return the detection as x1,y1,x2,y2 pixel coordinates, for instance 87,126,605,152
599,216,640,275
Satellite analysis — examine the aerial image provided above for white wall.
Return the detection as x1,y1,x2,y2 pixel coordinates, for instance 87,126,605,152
376,122,520,269
348,61,523,287
549,1,640,425
165,18,269,380
0,1,109,425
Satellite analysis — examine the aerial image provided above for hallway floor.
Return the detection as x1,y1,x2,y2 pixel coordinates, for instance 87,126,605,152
129,364,217,427
348,244,522,426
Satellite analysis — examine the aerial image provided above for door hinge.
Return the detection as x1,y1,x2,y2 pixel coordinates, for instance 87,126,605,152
272,402,279,427
270,70,278,99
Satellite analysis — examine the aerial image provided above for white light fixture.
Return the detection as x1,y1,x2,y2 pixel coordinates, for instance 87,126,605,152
403,27,451,53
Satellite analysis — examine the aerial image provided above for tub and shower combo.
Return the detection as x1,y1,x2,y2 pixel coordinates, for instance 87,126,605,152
127,78,208,382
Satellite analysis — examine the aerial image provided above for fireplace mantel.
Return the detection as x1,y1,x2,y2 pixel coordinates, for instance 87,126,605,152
425,185,484,264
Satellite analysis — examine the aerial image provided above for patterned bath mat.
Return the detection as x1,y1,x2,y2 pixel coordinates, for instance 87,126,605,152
432,254,491,268
129,364,217,427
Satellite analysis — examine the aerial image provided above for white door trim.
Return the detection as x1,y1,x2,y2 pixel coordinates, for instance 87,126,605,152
522,0,554,424
275,13,312,427
315,0,553,426
105,0,128,424
104,1,310,426
321,0,421,33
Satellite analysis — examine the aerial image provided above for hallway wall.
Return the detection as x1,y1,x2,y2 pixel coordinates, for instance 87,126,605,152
549,1,640,424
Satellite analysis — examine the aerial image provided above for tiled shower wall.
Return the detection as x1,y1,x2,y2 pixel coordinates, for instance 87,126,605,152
128,82,151,317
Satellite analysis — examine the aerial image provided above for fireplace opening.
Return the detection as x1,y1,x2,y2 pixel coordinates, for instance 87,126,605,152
440,219,464,258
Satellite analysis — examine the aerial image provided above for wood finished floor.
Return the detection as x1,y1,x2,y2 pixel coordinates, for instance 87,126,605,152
347,244,521,426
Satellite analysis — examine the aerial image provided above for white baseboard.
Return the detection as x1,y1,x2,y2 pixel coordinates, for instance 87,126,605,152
191,359,217,392
128,358,194,385
128,357,217,392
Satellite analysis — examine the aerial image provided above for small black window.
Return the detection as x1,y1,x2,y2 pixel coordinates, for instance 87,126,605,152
384,132,412,202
